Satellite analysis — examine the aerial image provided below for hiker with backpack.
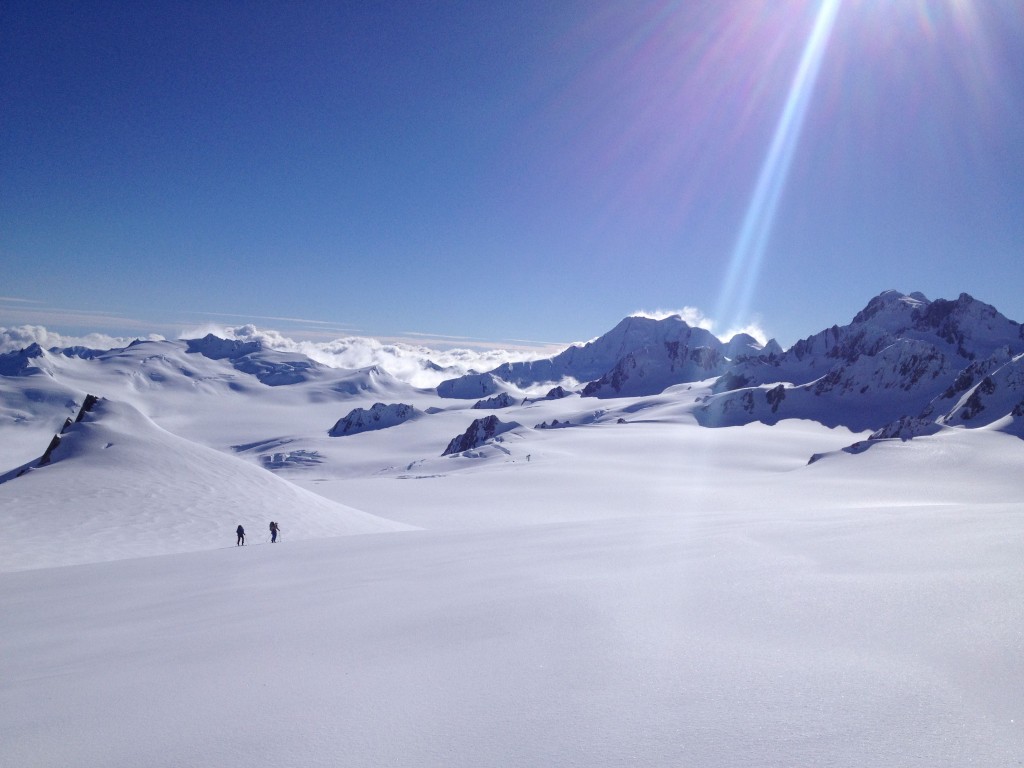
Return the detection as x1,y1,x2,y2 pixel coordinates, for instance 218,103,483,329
236,524,245,546
269,521,279,543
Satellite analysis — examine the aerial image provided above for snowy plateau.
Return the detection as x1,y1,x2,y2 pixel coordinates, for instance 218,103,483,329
2,289,1024,767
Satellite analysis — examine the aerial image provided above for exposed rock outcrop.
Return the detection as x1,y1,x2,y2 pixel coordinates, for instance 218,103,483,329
329,403,419,437
472,393,516,410
442,415,517,456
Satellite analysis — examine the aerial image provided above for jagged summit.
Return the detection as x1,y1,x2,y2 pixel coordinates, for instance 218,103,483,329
432,290,1023,433
851,289,929,326
497,314,721,387
776,291,1018,368
442,414,518,456
432,289,1024,437
698,290,1024,433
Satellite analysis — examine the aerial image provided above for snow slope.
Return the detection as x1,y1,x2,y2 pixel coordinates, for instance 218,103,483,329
0,397,410,571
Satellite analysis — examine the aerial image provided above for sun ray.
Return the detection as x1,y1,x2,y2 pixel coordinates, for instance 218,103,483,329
715,0,842,335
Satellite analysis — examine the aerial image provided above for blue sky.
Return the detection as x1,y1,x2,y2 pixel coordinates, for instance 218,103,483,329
2,0,1023,351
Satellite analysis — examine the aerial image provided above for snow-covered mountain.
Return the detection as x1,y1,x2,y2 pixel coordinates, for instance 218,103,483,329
872,350,1024,440
436,371,510,399
579,341,725,398
3,291,1023,485
3,292,1023,475
185,333,323,385
442,314,769,393
432,290,1024,438
0,342,50,376
697,291,1024,433
0,334,426,465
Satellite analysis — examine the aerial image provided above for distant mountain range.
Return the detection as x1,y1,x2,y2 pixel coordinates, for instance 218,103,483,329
2,291,1022,457
437,290,1024,439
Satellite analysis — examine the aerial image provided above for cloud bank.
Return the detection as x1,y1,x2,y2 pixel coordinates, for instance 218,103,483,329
2,307,770,388
218,325,549,388
0,325,164,354
0,324,550,389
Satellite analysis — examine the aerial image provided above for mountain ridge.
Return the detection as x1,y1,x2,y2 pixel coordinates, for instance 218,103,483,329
434,289,1024,438
2,290,1023,454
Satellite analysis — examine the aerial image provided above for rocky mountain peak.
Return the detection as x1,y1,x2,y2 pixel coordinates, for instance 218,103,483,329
329,403,418,437
0,343,49,376
441,415,517,456
850,289,928,327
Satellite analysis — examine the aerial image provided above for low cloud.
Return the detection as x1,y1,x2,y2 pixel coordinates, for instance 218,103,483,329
2,322,552,387
721,322,769,347
182,324,550,388
630,307,769,346
0,325,164,354
631,306,714,330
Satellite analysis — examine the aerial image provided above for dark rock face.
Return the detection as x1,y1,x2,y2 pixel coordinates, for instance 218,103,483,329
713,372,751,394
544,386,571,400
765,384,786,413
34,395,102,470
329,403,418,436
472,393,516,410
442,415,516,456
0,344,46,376
870,351,1024,440
76,394,99,419
535,418,571,429
581,344,725,399
959,377,995,421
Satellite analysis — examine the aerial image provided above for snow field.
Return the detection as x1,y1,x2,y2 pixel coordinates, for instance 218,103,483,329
2,499,1023,767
